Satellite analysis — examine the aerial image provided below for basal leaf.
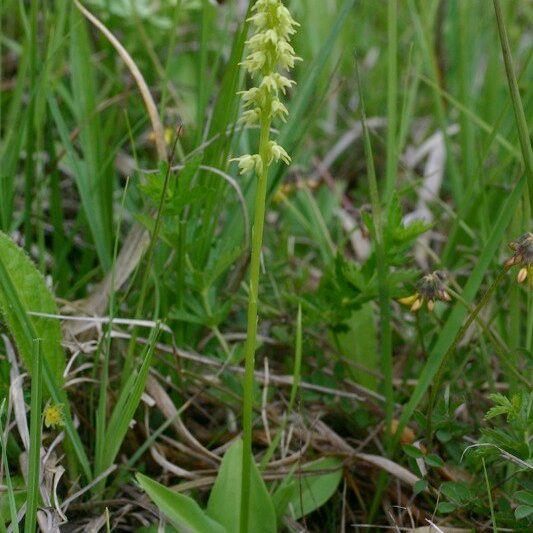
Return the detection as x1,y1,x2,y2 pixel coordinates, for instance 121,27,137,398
137,474,226,533
273,457,343,520
336,305,378,390
0,231,64,382
515,504,533,520
207,439,276,533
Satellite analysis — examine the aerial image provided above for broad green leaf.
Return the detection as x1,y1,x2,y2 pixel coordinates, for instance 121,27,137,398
425,454,444,468
207,439,276,533
440,482,470,504
336,305,378,390
137,527,177,533
413,479,428,496
515,490,533,506
273,457,343,520
136,474,226,533
402,445,424,459
515,504,533,520
0,236,91,481
437,501,457,514
0,231,64,382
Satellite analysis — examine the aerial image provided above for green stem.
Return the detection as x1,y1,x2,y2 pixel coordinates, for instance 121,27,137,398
493,0,533,193
384,0,398,203
449,288,529,386
409,0,463,207
483,458,498,533
240,114,271,533
425,270,507,446
25,339,42,533
0,401,19,533
24,0,39,251
176,218,187,345
355,56,393,526
123,135,179,382
94,178,130,486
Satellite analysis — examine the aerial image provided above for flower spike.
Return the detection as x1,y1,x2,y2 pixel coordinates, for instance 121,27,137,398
232,0,297,174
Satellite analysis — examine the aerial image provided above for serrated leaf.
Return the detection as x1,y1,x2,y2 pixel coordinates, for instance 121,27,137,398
207,439,276,533
485,405,510,420
0,231,65,382
140,156,204,216
386,194,403,230
391,219,431,244
488,393,513,408
137,473,226,533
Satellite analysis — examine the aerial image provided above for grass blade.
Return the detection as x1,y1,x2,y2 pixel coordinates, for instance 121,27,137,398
384,0,398,203
493,0,533,188
98,325,160,480
0,400,20,533
270,0,356,195
23,0,38,252
68,4,112,270
24,339,42,533
355,57,393,446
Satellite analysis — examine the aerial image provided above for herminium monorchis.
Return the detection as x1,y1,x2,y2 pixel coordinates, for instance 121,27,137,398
234,3,299,532
398,270,452,312
231,0,300,175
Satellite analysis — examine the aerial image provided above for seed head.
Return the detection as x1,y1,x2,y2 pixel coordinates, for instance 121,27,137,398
398,270,452,313
504,233,533,287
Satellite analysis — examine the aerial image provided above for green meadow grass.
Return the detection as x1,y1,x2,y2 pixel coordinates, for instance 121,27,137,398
0,0,531,530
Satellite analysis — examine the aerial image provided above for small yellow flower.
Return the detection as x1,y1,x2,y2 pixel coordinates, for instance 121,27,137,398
504,233,533,287
398,292,423,311
43,403,65,429
389,419,416,445
398,270,451,313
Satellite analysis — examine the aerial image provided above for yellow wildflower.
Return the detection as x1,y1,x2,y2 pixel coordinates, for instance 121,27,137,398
398,270,451,312
43,403,65,429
